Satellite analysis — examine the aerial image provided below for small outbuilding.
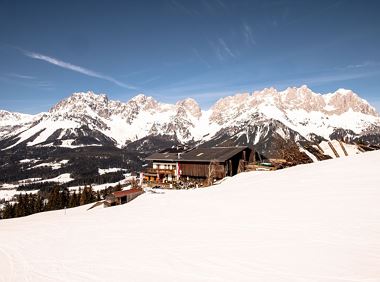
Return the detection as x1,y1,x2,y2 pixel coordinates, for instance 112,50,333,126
104,188,144,207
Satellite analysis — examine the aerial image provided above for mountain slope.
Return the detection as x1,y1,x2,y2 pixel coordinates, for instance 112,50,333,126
1,151,379,281
0,86,379,169
209,86,379,141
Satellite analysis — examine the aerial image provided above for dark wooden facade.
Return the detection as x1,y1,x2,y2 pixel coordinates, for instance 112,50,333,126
180,162,225,179
145,146,253,182
178,147,253,180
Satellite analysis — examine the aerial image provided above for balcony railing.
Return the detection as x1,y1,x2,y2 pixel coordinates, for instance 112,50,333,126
146,168,176,174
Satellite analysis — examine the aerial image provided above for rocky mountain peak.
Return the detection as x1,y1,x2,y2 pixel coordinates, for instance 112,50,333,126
209,93,250,124
176,98,201,119
0,110,34,126
248,86,378,116
211,93,250,112
49,91,110,118
277,86,325,112
324,89,378,116
0,110,13,119
129,94,159,111
71,91,107,99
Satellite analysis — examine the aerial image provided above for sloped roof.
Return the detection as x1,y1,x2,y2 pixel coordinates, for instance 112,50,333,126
145,146,189,161
113,188,144,198
145,146,249,163
179,146,248,162
145,152,179,162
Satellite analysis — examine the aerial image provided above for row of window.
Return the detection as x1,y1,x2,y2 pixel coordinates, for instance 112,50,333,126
153,163,176,170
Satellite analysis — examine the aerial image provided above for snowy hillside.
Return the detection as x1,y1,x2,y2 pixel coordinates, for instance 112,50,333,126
0,110,37,136
1,151,379,282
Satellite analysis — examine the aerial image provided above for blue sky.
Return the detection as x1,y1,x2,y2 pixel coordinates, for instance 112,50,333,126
1,0,380,113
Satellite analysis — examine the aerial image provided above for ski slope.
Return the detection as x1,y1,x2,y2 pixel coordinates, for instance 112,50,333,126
1,151,380,282
319,140,361,159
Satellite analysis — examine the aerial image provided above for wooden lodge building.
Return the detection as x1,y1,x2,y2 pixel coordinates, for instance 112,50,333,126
145,146,253,183
144,150,180,182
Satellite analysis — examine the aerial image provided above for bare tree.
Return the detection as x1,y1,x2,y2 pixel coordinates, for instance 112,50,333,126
130,178,139,188
207,160,218,186
237,159,245,174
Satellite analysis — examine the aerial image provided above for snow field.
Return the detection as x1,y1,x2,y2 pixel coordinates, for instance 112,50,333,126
0,151,379,281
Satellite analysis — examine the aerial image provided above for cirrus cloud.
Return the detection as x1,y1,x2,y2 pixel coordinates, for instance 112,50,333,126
23,50,136,89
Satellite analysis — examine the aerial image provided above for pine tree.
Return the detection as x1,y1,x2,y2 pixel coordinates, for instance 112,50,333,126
34,194,44,213
80,186,95,205
15,194,25,217
88,185,95,203
79,186,88,205
23,193,31,216
69,191,78,208
2,202,14,219
61,188,70,209
47,187,61,210
28,194,36,215
115,183,122,191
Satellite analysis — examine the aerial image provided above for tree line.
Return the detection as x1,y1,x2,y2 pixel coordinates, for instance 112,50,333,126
0,184,122,220
16,171,125,192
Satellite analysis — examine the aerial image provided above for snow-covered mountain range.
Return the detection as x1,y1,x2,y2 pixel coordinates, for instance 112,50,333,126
0,86,379,162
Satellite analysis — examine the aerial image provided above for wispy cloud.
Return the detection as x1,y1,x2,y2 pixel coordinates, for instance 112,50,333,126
121,69,151,79
1,73,55,91
192,48,211,68
35,81,54,88
140,76,161,85
8,73,36,80
214,0,226,9
250,69,380,91
168,0,199,16
242,23,256,46
338,61,380,70
22,50,135,89
303,70,380,85
218,38,236,58
201,0,227,13
209,38,237,61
